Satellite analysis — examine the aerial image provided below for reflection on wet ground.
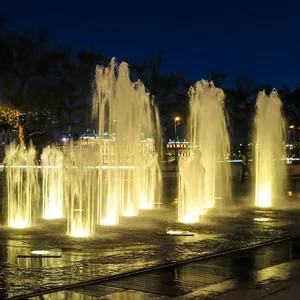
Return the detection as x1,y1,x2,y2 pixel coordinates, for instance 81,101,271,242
29,238,300,299
1,205,300,299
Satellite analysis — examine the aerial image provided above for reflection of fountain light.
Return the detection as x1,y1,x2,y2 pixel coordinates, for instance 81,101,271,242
31,250,50,255
254,217,271,222
254,90,287,208
167,230,183,235
178,80,231,223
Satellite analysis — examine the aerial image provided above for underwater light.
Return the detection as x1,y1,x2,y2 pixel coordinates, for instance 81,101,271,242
166,230,183,235
254,217,271,222
31,250,50,255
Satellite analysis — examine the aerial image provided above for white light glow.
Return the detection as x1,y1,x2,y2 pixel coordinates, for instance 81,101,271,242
254,217,271,222
122,211,136,217
31,250,50,255
180,215,198,224
71,229,90,238
11,219,28,229
166,230,183,235
139,203,152,210
256,186,271,208
101,218,117,226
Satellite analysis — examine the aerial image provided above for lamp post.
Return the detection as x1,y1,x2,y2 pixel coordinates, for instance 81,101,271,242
174,116,181,162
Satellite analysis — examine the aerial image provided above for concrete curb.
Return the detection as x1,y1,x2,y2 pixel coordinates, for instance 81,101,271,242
9,234,299,299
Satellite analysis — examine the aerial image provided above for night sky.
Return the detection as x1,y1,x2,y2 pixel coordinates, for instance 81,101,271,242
2,0,300,88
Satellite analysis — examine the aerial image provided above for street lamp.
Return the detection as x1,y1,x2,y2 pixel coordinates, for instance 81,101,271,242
174,116,181,162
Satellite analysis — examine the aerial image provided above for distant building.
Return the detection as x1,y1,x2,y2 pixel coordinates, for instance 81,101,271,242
165,139,191,162
56,130,155,156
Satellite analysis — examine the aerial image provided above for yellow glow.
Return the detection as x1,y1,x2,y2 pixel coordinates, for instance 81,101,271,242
256,186,271,207
69,221,90,237
180,215,198,224
289,125,295,129
31,250,50,255
101,217,117,226
11,219,28,229
43,206,63,219
254,91,286,209
288,191,293,196
122,211,136,217
139,203,152,210
71,229,90,238
167,230,183,235
0,105,22,129
175,116,180,122
254,217,271,222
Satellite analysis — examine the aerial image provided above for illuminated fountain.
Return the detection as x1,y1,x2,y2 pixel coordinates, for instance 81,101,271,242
41,146,64,219
64,143,98,237
93,58,161,225
4,58,161,237
254,90,287,208
4,142,39,228
178,80,231,223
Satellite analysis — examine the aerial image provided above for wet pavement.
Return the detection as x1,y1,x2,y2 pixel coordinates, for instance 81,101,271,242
26,237,300,299
0,176,300,299
2,204,300,299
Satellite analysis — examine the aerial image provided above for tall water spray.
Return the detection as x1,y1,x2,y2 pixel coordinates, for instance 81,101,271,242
254,90,287,208
4,142,39,228
178,80,231,223
41,146,64,219
93,58,161,225
64,143,98,237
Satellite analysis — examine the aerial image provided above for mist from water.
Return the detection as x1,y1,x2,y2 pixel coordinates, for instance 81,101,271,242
254,90,287,207
178,80,231,223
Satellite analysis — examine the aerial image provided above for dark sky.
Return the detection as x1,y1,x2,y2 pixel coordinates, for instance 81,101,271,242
2,0,300,88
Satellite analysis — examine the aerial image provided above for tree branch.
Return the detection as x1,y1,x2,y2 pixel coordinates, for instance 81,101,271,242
25,128,47,141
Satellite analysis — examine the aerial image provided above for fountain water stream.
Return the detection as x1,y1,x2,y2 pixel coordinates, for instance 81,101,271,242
41,146,64,219
4,142,39,228
254,90,287,207
178,80,231,223
64,143,98,237
93,58,161,226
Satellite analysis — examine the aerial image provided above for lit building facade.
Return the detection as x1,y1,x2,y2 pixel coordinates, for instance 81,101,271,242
165,139,191,162
56,132,155,157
